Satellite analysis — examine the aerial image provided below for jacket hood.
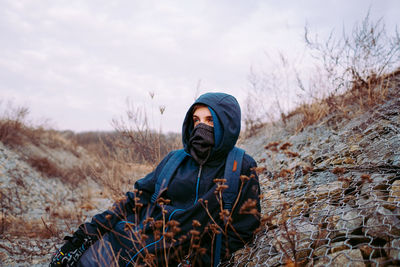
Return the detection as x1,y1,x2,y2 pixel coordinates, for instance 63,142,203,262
182,92,241,163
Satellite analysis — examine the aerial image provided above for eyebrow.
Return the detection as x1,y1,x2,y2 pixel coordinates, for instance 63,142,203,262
192,115,213,119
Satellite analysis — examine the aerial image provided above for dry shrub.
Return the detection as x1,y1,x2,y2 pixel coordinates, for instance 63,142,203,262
243,56,296,137
285,100,330,132
289,68,398,132
72,96,180,199
50,206,84,221
111,97,181,166
291,12,400,131
27,156,64,178
0,214,59,239
304,12,400,96
244,12,400,133
26,155,87,186
88,142,153,199
0,102,54,148
243,70,267,136
0,104,32,146
41,130,81,158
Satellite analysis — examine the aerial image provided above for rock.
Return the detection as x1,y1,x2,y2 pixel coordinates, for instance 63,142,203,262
314,205,363,238
363,207,400,241
331,157,355,165
369,257,393,267
287,200,309,217
359,244,384,258
271,219,318,261
363,183,388,202
262,189,285,214
333,208,363,234
307,171,338,187
313,249,366,267
356,197,377,217
330,241,350,253
393,154,400,167
306,181,349,204
386,180,400,211
310,203,335,224
349,145,361,156
313,245,329,257
385,239,400,260
263,255,281,266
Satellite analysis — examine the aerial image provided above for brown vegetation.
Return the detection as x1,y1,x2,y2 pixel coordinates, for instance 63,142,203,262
244,13,400,136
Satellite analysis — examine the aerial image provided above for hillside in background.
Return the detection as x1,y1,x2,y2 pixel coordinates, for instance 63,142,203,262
0,125,155,265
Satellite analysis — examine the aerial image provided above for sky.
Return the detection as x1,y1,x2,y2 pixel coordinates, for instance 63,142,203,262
0,0,399,133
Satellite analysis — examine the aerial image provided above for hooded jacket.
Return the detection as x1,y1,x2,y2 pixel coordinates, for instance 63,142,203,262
79,93,261,266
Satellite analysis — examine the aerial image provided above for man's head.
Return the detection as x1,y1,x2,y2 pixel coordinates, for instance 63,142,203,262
192,104,214,128
182,92,241,162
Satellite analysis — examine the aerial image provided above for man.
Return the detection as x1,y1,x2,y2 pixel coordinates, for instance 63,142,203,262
51,92,261,266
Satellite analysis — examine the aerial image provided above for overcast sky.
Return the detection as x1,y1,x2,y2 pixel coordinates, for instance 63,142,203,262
1,0,399,133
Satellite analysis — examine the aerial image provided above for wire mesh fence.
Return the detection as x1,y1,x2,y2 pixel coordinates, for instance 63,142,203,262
233,75,400,266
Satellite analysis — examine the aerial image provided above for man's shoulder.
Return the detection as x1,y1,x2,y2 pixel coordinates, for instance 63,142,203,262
242,152,257,167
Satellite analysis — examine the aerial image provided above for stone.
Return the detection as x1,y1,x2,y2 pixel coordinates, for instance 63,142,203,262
306,181,349,204
349,145,361,155
313,249,366,267
344,157,355,164
330,241,350,253
321,205,363,239
359,244,383,258
310,203,336,224
287,200,309,217
384,239,400,260
263,255,281,266
393,155,400,167
356,197,377,217
363,207,400,241
386,180,400,211
271,219,318,260
262,189,286,214
313,245,329,257
307,171,338,187
369,257,393,267
334,208,363,234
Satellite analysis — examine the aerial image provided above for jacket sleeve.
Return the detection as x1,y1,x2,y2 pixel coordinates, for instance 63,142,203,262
225,153,261,255
78,151,175,239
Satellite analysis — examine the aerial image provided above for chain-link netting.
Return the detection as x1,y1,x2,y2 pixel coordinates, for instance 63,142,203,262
233,74,400,266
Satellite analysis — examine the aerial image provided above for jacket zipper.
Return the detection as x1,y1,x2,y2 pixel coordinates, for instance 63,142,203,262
194,165,203,204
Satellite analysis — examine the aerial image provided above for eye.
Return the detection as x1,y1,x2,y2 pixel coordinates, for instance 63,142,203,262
206,117,214,126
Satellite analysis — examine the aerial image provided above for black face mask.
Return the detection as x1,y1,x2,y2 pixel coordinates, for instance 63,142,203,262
188,123,215,165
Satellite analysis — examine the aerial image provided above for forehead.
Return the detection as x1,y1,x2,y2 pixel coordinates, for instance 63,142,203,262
193,106,211,116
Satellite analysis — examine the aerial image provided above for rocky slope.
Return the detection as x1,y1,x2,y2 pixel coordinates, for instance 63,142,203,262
236,73,400,266
0,133,113,266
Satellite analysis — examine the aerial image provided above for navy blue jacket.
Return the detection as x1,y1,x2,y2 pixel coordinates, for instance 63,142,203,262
80,93,261,266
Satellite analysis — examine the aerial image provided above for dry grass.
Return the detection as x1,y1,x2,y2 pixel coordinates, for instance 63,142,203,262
27,156,64,178
243,13,400,136
285,69,398,132
0,214,59,239
0,105,41,147
85,138,153,200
